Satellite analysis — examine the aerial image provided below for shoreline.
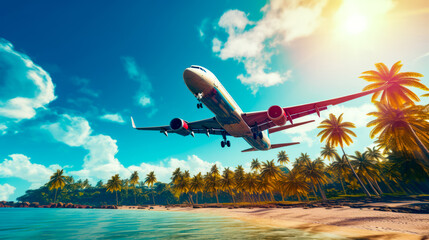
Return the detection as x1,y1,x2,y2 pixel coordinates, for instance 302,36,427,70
119,203,429,240
3,199,428,239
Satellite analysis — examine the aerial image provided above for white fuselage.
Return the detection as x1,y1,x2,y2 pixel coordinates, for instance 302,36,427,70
183,66,271,150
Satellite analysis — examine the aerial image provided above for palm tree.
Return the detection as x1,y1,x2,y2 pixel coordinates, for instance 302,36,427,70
173,172,191,204
386,151,429,184
234,165,245,202
280,169,309,201
204,172,221,203
320,144,338,161
366,147,383,162
277,151,289,165
129,171,139,205
145,171,157,205
300,158,329,201
317,113,371,197
189,173,204,204
250,158,261,172
350,151,381,196
260,160,282,201
106,174,122,206
183,170,193,204
220,168,236,203
242,172,258,203
329,154,349,195
48,169,66,203
360,61,427,108
367,102,429,166
171,168,181,184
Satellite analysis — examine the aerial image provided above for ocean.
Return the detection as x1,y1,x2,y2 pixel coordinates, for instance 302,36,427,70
0,208,349,239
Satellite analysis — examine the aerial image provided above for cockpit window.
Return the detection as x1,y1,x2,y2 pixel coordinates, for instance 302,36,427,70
190,66,206,73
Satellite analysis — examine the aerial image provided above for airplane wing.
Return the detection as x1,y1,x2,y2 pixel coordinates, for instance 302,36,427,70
241,85,388,132
131,117,226,136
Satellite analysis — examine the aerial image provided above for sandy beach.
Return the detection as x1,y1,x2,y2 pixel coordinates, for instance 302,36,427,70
119,203,429,240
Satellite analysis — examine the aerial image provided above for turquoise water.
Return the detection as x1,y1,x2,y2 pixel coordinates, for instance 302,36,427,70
0,208,349,239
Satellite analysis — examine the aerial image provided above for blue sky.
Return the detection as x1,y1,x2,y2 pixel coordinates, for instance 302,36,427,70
0,0,428,201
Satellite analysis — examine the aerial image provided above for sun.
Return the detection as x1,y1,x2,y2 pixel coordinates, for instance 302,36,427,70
344,14,368,35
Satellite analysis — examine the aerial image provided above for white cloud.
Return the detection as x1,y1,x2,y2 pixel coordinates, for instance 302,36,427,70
0,154,57,189
42,115,92,147
0,39,56,120
212,38,222,53
100,113,125,124
138,95,151,107
43,115,223,184
0,184,16,201
0,124,7,135
44,114,129,183
121,56,156,113
218,10,250,35
213,0,327,92
128,155,223,183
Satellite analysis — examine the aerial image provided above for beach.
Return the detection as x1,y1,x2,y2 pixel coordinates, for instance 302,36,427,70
119,203,429,240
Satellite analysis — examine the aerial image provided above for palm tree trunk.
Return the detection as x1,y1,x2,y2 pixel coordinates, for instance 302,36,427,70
341,147,372,197
297,194,301,202
365,176,380,196
116,191,118,206
310,182,318,199
380,176,394,193
317,182,327,201
54,188,58,203
215,190,219,203
406,123,429,167
134,188,137,205
152,192,156,205
269,191,274,202
229,189,235,203
339,176,347,195
196,192,199,204
370,176,383,195
188,193,193,204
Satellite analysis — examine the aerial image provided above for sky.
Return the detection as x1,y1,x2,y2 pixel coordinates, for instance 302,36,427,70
0,0,428,201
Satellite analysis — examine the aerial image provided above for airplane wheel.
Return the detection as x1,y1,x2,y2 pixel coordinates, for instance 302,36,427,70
221,141,225,148
253,133,257,139
199,103,203,108
226,140,231,147
258,132,263,139
197,104,200,109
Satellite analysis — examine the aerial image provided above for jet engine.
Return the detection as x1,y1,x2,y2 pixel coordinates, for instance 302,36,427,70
267,105,287,126
170,118,192,136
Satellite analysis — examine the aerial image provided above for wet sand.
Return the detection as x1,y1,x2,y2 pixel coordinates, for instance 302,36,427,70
119,204,429,240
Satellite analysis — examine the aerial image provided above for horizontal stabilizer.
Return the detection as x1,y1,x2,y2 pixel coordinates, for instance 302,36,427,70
269,120,315,134
242,142,300,152
131,116,136,128
271,142,300,149
241,147,258,153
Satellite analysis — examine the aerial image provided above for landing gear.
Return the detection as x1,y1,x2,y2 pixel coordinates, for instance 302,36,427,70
221,132,231,148
221,140,231,148
196,93,204,109
252,130,263,139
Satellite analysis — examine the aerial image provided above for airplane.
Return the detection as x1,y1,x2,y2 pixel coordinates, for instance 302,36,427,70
131,65,387,152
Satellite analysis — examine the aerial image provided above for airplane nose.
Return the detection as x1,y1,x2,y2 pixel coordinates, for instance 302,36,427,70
183,68,199,81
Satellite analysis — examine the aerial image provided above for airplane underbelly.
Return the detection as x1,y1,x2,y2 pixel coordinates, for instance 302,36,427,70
201,87,251,137
243,134,271,151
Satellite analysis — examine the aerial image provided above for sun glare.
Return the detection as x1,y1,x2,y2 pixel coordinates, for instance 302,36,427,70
344,14,368,34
